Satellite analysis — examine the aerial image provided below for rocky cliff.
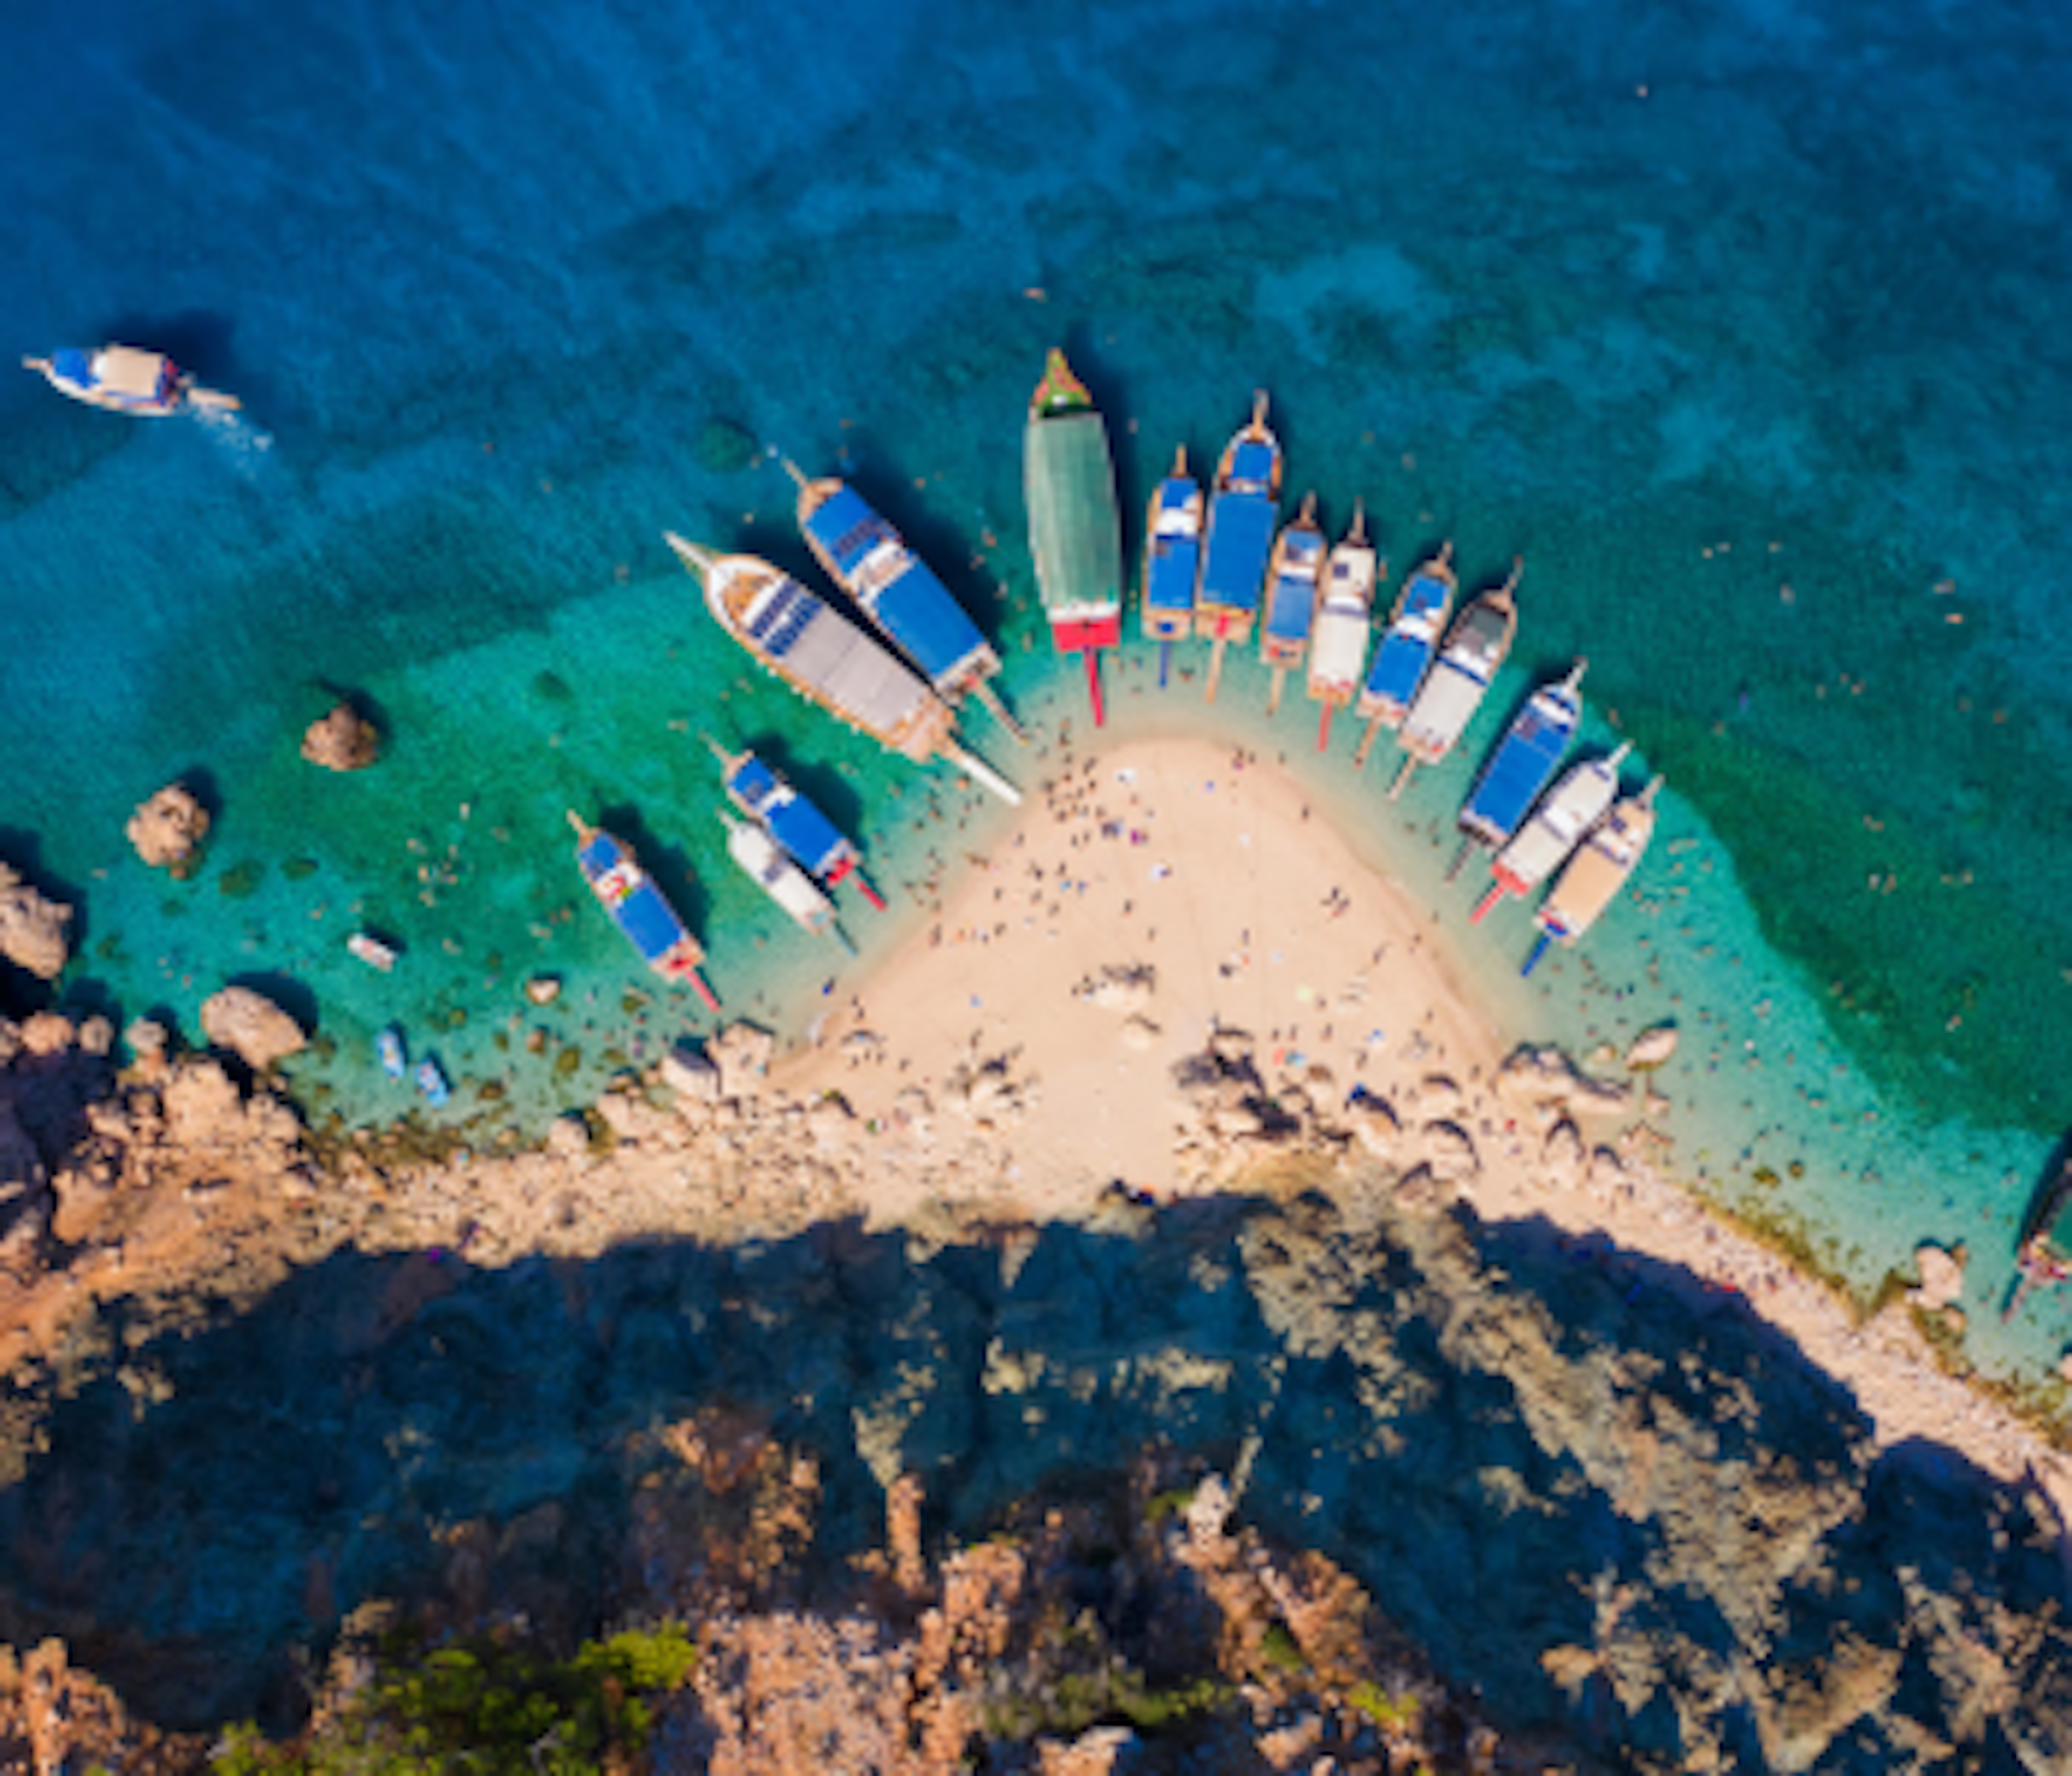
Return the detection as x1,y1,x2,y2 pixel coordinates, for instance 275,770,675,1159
0,1022,2068,1772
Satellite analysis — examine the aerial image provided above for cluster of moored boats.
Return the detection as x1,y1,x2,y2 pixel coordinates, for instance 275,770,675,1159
25,341,1661,1070
658,353,1664,979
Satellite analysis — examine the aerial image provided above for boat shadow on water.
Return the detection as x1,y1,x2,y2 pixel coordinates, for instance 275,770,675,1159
0,1193,2064,1763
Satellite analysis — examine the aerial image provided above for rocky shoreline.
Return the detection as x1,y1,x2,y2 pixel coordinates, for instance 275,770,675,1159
2,1007,2072,1770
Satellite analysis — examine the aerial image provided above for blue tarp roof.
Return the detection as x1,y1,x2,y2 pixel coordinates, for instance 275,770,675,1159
1199,495,1276,612
1463,707,1572,841
802,485,889,576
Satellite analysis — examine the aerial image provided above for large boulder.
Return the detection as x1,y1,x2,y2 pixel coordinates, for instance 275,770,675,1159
126,782,211,871
301,702,380,772
1911,1243,1966,1312
1625,1025,1680,1071
0,865,71,979
199,986,307,1070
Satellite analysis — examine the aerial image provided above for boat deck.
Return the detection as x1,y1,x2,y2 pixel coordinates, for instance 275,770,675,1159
1197,495,1276,627
1026,410,1122,628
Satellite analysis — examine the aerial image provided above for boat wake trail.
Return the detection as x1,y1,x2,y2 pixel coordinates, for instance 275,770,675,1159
190,403,275,476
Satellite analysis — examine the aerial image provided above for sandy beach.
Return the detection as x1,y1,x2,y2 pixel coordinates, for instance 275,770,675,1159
772,734,2072,1501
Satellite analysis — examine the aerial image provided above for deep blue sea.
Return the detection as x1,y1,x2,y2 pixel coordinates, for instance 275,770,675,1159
5,0,2072,1372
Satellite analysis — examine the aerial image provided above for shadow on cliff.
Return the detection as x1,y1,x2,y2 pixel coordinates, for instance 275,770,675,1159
0,1191,2065,1767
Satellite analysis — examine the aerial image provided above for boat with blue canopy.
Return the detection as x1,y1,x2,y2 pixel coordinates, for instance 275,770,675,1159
665,535,1019,805
1450,660,1587,878
789,463,1023,740
1024,350,1123,726
1195,392,1282,703
1306,505,1378,752
567,809,721,1009
1470,743,1631,924
1259,493,1327,715
724,815,837,938
711,740,885,909
1354,545,1457,766
377,1025,407,1080
1140,446,1204,686
1522,774,1661,976
1388,559,1522,798
23,344,238,417
415,1055,451,1108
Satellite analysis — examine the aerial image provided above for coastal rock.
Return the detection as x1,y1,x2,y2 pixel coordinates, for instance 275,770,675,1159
546,1113,589,1158
1542,1118,1586,1186
661,1042,723,1104
1495,1046,1629,1118
524,975,562,1006
1077,963,1156,1015
708,1022,776,1100
126,782,211,872
199,986,307,1070
1420,1120,1480,1182
1625,1024,1680,1070
1119,1013,1160,1053
1411,1074,1463,1121
124,1019,172,1067
1393,1163,1454,1216
1346,1092,1401,1162
0,864,71,979
21,1012,74,1057
299,701,380,772
1912,1243,1966,1312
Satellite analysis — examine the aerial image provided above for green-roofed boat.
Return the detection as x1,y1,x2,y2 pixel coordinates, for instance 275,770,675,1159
1024,350,1124,725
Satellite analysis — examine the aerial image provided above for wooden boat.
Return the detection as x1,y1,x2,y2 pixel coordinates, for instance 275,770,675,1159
1258,493,1327,715
711,740,885,908
666,535,1019,805
1521,774,1661,976
1305,503,1378,751
377,1025,407,1081
23,345,238,417
1024,349,1123,725
567,809,722,1009
1470,743,1631,924
1140,446,1204,686
1450,661,1587,879
1387,560,1522,799
1195,392,1283,703
787,462,1023,740
1353,545,1457,765
2005,1156,2072,1322
724,816,837,937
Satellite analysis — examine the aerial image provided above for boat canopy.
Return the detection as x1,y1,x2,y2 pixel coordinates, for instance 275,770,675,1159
738,571,939,744
1264,533,1325,642
727,756,850,877
1461,696,1576,847
1229,438,1276,493
1026,411,1122,620
803,485,989,688
577,833,689,964
1198,495,1276,614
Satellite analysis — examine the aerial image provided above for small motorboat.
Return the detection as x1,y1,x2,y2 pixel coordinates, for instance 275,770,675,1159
377,1025,407,1080
415,1054,451,1107
23,345,238,417
347,932,399,972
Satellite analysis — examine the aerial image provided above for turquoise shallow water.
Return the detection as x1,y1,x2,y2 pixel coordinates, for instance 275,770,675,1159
5,0,2072,1373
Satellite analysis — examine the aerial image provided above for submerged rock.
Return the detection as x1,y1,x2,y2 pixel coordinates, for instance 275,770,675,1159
0,865,71,980
199,986,306,1070
126,782,210,872
1912,1243,1967,1312
300,702,380,772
